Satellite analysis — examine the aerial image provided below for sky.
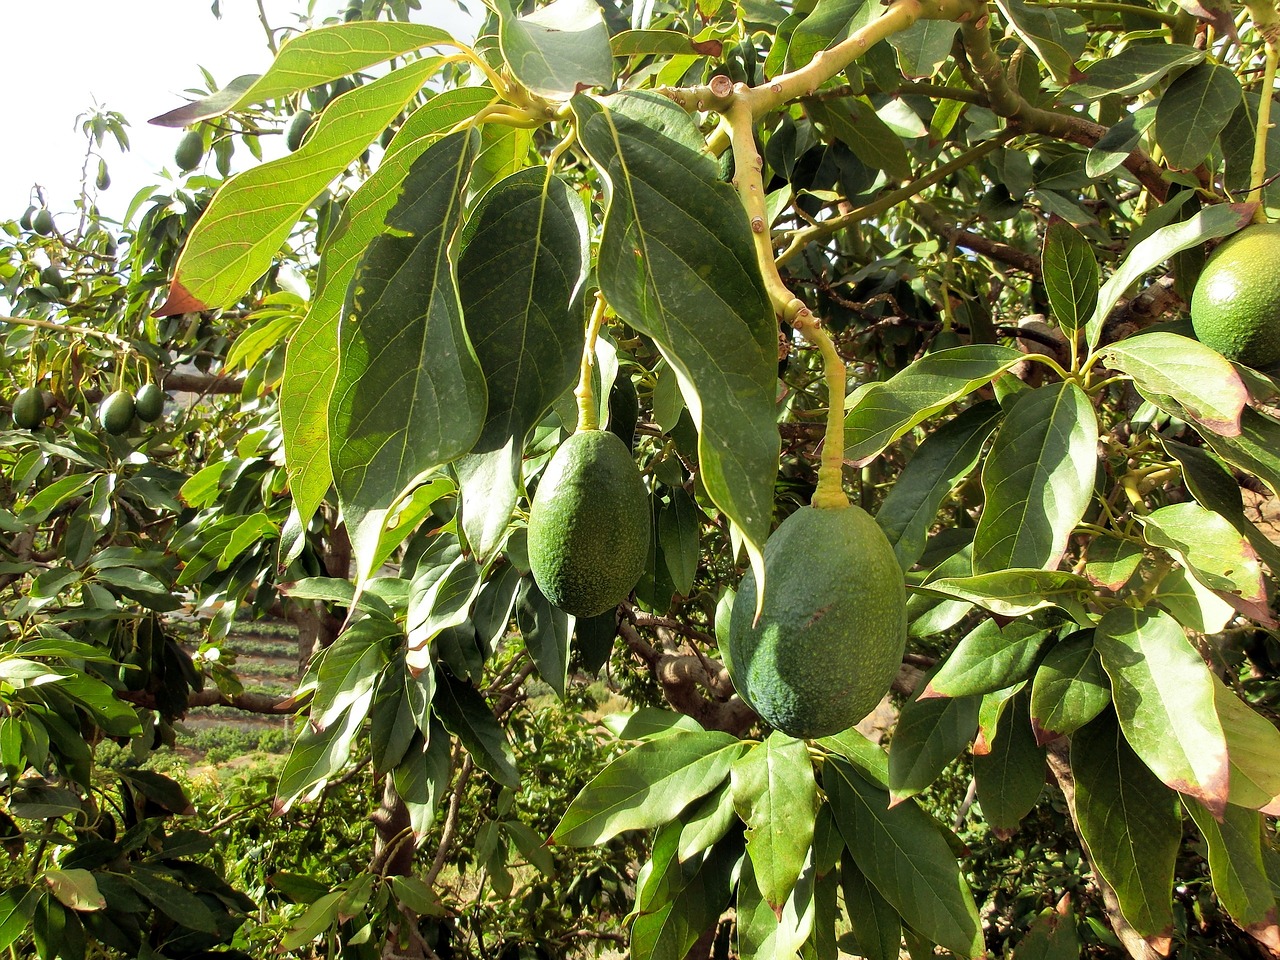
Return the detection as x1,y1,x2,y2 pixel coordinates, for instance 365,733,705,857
3,1,478,225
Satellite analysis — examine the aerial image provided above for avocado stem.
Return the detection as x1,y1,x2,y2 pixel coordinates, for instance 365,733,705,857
791,310,851,510
574,293,608,433
1249,31,1278,222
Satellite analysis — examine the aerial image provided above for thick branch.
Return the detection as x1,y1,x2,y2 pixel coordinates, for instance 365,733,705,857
958,22,1170,202
913,201,1043,276
162,371,246,394
118,688,299,715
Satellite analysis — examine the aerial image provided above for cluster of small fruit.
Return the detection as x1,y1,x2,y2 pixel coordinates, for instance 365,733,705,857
8,382,166,435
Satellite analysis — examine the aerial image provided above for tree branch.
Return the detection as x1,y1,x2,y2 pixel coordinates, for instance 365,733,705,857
118,688,300,715
913,201,1043,276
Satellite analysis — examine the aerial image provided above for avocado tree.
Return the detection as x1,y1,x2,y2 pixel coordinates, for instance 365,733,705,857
3,0,1280,957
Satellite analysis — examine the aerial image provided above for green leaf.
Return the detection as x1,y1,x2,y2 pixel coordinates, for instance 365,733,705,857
282,87,493,526
310,620,391,730
154,23,458,123
1086,105,1157,179
730,733,819,909
433,669,519,788
603,707,706,741
159,57,440,315
973,382,1098,573
1163,438,1280,574
787,0,876,71
916,568,1092,617
922,619,1055,699
1141,501,1267,619
633,835,741,960
406,550,483,669
392,722,452,837
825,758,983,957
1012,908,1081,960
1212,675,1280,813
1094,606,1228,814
1042,219,1098,334
515,577,574,698
571,90,780,586
973,688,1044,832
126,870,221,933
845,346,1024,465
658,488,701,597
992,0,1086,84
276,697,369,810
888,686,980,803
611,29,721,57
1200,407,1280,498
42,869,105,912
280,889,344,951
552,730,744,846
499,0,613,99
455,169,589,562
839,852,902,960
329,130,486,581
1071,712,1179,939
0,887,37,951
1102,332,1247,436
737,849,816,960
1069,44,1203,100
805,98,912,180
1086,203,1254,351
889,20,959,78
1184,799,1280,945
677,783,738,861
1084,534,1143,590
876,401,1003,571
1030,630,1110,743
1153,62,1243,171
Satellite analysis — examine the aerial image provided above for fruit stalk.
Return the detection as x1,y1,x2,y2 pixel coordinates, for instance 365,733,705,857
1249,27,1278,222
791,313,851,510
574,294,608,433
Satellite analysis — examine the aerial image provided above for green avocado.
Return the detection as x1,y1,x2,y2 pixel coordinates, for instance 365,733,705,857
99,390,136,435
727,504,907,739
286,110,315,152
527,430,650,618
175,130,204,172
32,208,55,236
12,388,47,429
1190,222,1280,369
134,383,165,422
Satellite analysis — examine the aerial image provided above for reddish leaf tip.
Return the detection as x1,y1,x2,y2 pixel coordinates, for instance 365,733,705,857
153,280,211,317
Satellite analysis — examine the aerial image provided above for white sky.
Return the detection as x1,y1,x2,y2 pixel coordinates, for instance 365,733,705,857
3,0,478,225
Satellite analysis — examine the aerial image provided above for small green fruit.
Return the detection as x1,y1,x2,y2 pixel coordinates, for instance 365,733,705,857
12,388,47,429
1190,222,1280,369
726,505,907,739
134,383,165,422
99,390,136,435
527,430,650,617
175,130,204,172
32,208,55,236
18,207,35,231
286,110,315,152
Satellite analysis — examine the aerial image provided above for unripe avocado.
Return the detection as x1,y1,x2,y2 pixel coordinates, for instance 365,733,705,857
12,388,46,429
527,430,650,617
19,207,35,231
286,110,315,152
1190,223,1280,369
99,390,136,435
134,383,165,422
726,505,907,739
32,208,55,236
175,130,204,172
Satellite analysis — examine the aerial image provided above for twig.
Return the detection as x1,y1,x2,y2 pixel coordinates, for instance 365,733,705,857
424,755,474,888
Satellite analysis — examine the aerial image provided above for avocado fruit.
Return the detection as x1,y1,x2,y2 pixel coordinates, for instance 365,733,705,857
1190,222,1280,369
527,430,650,618
32,208,55,236
134,383,165,423
286,110,315,152
12,388,47,429
175,130,204,172
726,504,907,739
99,390,136,435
